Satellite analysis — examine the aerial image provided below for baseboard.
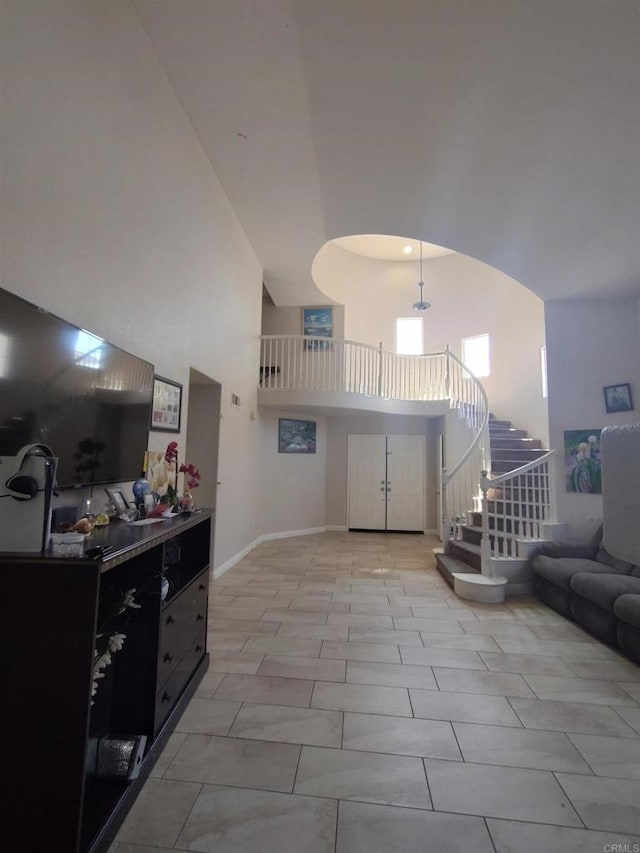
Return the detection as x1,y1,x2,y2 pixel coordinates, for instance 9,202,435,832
325,525,348,532
260,526,326,542
213,526,329,579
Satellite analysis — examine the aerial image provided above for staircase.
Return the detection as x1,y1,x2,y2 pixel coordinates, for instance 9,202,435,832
436,415,553,599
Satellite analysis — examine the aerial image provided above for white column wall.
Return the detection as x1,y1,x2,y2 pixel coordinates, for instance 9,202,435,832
0,0,326,569
545,295,640,541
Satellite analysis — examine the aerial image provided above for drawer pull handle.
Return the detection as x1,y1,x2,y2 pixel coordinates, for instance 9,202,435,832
163,652,172,663
161,691,171,703
199,583,206,591
195,644,203,653
166,614,175,625
196,613,204,622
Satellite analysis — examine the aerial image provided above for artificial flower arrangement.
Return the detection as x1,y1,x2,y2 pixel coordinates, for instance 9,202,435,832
92,587,141,703
160,441,201,509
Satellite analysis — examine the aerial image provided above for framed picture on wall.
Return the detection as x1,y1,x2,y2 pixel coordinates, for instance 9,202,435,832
150,376,182,432
564,429,602,494
278,418,317,454
603,383,633,414
302,307,333,350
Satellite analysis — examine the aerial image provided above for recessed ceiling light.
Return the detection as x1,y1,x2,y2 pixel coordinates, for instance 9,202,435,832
402,245,413,254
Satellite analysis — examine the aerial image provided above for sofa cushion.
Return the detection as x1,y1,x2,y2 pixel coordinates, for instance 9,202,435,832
533,555,622,591
596,546,636,574
613,593,640,627
570,572,640,611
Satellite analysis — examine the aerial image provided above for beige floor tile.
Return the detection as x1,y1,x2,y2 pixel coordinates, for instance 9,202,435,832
433,667,535,698
328,612,394,628
425,759,582,826
260,609,328,625
213,673,314,707
312,680,412,716
555,773,640,834
419,632,501,652
276,623,349,641
176,785,337,853
295,746,431,809
149,731,188,778
453,722,592,773
229,703,343,747
349,601,413,617
193,670,225,699
342,712,461,759
174,698,241,736
565,659,640,681
164,734,300,792
613,706,640,735
486,817,640,853
242,637,322,657
337,801,494,853
346,660,438,690
568,733,640,778
523,674,638,706
400,646,486,670
258,654,346,682
212,617,280,635
393,617,465,634
510,698,640,737
321,640,401,663
479,651,575,676
288,598,350,613
208,651,264,675
410,689,523,726
618,680,640,701
116,778,201,847
347,627,423,646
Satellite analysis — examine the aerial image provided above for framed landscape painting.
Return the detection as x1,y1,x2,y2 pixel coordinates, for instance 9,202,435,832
564,429,602,494
303,307,333,350
278,418,317,454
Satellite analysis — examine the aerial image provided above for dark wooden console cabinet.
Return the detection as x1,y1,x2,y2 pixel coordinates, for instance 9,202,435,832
0,510,213,853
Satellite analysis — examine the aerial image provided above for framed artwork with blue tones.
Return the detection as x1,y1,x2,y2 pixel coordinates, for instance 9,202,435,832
603,383,633,414
303,307,333,350
278,418,317,454
564,429,602,493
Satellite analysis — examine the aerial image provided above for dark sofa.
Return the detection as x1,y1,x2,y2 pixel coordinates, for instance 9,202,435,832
531,527,640,664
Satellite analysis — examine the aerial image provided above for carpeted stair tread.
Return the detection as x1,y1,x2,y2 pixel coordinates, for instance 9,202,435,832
435,553,480,588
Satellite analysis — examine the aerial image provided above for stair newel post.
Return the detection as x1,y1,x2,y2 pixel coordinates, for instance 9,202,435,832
444,344,451,400
441,466,449,542
480,469,492,577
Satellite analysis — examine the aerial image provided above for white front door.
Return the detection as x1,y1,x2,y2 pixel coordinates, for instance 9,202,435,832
347,434,387,529
347,434,426,532
386,435,426,531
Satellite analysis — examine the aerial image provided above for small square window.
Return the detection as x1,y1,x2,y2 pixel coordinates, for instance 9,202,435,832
396,318,424,355
461,333,490,377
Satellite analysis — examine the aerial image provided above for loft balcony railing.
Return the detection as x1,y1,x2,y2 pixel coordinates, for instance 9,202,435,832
259,335,490,540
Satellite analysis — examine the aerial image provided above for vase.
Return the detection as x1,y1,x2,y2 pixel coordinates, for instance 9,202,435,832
180,491,194,512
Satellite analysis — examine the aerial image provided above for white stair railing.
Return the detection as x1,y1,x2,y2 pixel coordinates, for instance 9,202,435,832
260,336,490,541
259,335,449,399
479,450,557,573
440,348,490,542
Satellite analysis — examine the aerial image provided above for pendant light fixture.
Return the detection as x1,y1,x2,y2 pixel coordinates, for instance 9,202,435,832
411,240,431,311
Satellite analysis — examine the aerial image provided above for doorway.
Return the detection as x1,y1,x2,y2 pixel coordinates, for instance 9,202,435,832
347,434,426,532
185,369,221,513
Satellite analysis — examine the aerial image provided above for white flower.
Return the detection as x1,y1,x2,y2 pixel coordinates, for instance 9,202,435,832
94,650,112,671
122,588,141,610
108,632,126,653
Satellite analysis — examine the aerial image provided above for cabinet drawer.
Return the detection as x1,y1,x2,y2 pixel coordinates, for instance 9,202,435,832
157,571,208,686
154,626,207,733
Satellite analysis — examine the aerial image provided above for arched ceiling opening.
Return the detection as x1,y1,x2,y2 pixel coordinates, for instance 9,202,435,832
134,0,640,307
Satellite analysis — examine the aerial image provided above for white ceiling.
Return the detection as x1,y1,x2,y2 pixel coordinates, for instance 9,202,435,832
333,236,454,263
133,0,640,307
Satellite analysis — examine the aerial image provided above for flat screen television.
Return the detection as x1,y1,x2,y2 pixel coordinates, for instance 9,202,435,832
0,287,154,488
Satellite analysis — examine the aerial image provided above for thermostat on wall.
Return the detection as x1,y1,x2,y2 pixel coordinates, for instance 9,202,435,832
231,393,241,407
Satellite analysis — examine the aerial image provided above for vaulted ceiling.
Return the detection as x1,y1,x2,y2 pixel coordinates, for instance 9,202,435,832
133,0,640,306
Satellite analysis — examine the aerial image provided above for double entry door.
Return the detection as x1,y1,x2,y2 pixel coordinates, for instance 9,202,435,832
347,434,426,532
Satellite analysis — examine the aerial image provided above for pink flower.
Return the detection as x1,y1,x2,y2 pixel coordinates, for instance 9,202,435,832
179,462,201,490
165,441,178,464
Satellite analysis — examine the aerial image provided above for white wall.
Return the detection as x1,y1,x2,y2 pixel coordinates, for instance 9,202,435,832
545,296,640,541
257,411,327,536
0,0,322,568
314,243,548,445
262,299,346,340
325,412,440,531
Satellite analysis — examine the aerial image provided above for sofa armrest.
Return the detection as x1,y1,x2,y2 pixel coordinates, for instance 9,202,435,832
528,541,598,564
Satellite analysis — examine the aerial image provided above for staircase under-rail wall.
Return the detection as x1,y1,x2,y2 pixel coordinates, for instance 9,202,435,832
436,414,561,600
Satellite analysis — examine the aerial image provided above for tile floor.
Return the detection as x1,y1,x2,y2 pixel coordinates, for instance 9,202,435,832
111,532,640,852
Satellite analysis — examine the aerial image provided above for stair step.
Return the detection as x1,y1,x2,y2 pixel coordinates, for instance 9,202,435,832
435,553,480,589
489,419,512,430
490,437,542,450
488,429,528,439
446,538,482,572
490,448,548,461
